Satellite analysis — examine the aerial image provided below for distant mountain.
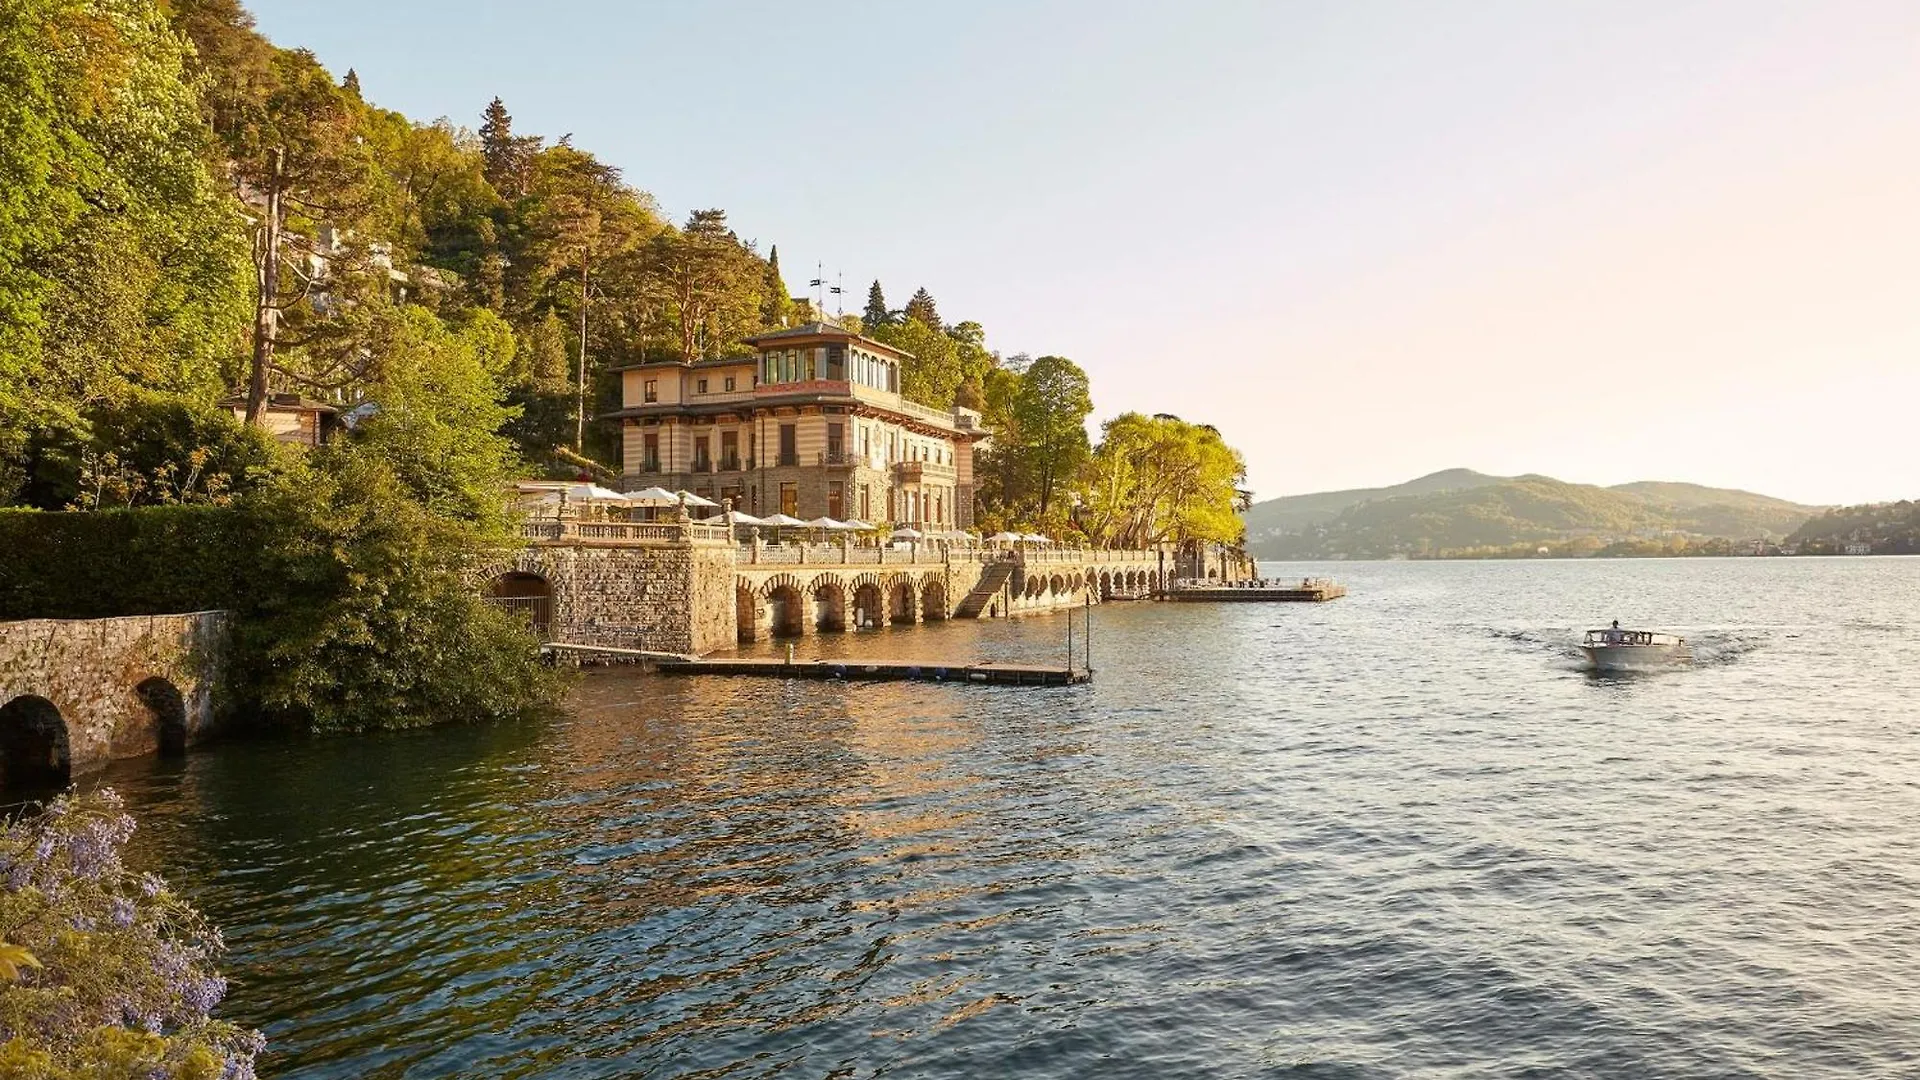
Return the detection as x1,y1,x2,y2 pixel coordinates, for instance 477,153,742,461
1242,468,1504,536
1786,500,1920,554
1244,470,1820,559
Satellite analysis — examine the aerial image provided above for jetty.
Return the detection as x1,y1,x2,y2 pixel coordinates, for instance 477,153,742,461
654,657,1087,685
1165,578,1346,602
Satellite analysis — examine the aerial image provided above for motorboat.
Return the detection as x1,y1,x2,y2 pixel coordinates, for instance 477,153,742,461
1581,627,1692,671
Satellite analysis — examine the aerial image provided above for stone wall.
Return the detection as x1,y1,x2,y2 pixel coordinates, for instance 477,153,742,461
503,538,736,657
0,611,229,780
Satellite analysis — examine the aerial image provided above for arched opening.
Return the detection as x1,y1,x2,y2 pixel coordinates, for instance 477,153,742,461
136,677,188,756
813,580,846,632
852,583,884,630
921,578,948,621
736,583,760,643
1100,571,1113,600
889,580,916,624
767,585,805,637
1049,574,1065,597
487,572,553,639
0,696,70,794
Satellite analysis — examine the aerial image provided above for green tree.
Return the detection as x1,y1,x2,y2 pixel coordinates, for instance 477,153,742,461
903,286,940,330
1081,412,1246,548
1,0,251,504
863,279,890,328
1012,355,1092,517
869,316,963,408
761,244,791,327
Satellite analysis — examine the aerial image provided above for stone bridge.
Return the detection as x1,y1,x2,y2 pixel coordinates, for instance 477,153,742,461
489,518,1177,654
0,612,229,790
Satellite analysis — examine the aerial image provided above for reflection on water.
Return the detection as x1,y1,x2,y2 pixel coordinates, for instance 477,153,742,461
101,557,1920,1077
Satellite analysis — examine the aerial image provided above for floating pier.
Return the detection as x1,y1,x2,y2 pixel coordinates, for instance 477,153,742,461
1164,579,1346,602
654,657,1088,685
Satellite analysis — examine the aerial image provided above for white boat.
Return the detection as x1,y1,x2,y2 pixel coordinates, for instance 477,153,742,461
1581,628,1692,671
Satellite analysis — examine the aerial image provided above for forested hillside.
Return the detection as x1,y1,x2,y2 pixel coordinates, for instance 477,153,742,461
1787,501,1920,554
1249,471,1817,559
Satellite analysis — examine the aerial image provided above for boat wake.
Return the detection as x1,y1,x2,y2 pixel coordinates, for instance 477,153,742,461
1482,626,1764,670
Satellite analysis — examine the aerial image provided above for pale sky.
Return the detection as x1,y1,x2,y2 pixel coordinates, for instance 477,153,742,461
247,0,1920,506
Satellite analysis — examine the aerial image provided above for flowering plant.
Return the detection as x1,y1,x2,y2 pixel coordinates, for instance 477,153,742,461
0,789,261,1079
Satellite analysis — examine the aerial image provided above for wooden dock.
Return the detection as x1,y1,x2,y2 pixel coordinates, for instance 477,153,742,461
655,657,1089,686
1164,579,1346,602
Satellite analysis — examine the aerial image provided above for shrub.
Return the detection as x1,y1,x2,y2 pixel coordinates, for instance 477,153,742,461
0,789,261,1079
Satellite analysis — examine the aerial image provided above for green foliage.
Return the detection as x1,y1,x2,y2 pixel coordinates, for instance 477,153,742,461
48,391,283,511
0,0,251,502
0,505,264,620
862,280,890,329
903,286,940,330
0,789,262,1078
1011,355,1092,516
237,452,559,733
1082,413,1246,547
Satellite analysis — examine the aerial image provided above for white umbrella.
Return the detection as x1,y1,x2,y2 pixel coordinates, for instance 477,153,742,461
674,490,719,508
761,513,807,528
986,531,1022,543
805,516,850,530
723,510,766,527
842,518,876,531
558,482,626,501
890,526,924,541
623,486,679,504
1022,533,1051,543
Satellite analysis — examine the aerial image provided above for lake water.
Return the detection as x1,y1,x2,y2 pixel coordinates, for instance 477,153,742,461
102,557,1920,1078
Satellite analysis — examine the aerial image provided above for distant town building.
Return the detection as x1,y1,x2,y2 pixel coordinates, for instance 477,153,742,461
604,323,986,527
1843,541,1872,556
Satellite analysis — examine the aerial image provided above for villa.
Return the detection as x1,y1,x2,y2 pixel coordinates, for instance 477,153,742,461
604,323,985,528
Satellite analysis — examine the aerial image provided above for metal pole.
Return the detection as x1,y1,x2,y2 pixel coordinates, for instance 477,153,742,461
1085,592,1092,677
1067,599,1073,676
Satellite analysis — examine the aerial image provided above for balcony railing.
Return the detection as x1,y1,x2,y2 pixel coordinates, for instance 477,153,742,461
519,519,733,545
818,449,854,466
776,453,799,467
691,460,714,473
721,456,743,471
895,459,957,482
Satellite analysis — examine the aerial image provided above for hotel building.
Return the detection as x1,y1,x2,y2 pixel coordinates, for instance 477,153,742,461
605,323,985,527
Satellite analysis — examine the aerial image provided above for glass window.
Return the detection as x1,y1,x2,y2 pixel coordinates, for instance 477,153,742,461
724,375,735,392
696,378,707,394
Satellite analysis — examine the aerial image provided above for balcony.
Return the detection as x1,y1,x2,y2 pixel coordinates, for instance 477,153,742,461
640,459,662,473
720,455,743,472
776,453,799,467
894,459,957,482
818,449,854,467
691,460,714,474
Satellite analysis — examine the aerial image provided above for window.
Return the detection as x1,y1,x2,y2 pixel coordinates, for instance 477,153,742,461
860,484,870,521
827,422,843,463
778,424,797,467
642,433,659,471
724,375,735,392
694,436,710,469
720,430,739,470
643,379,657,403
780,482,798,517
697,378,708,394
828,481,843,519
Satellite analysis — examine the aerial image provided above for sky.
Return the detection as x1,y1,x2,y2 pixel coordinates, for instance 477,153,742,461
245,0,1920,506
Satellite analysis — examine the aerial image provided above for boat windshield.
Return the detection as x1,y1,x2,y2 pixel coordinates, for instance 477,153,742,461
1583,629,1681,647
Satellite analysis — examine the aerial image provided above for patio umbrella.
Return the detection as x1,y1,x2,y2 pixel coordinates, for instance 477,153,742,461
805,516,849,530
986,531,1022,543
1022,533,1051,543
890,526,924,541
557,482,626,501
841,518,876,531
760,513,808,528
623,486,679,504
674,490,720,508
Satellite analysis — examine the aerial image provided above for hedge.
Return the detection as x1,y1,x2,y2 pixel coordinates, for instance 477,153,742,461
0,506,269,621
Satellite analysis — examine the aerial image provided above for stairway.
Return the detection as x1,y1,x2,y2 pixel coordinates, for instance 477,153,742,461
953,559,1017,619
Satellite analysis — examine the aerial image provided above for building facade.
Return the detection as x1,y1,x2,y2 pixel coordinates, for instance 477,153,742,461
606,323,985,527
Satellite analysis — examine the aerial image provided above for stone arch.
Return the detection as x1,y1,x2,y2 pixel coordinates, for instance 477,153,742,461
920,575,948,621
1049,573,1065,596
0,695,70,793
487,571,553,638
850,573,886,630
811,574,848,632
1098,571,1112,599
132,676,188,757
736,582,764,643
888,573,918,624
761,574,807,638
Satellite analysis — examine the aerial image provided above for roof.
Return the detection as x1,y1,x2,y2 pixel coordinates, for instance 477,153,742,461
605,355,757,373
217,392,338,414
743,322,915,361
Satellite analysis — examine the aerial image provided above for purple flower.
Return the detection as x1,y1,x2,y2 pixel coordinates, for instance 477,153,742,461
181,974,227,1015
139,872,164,898
32,833,55,862
110,897,136,928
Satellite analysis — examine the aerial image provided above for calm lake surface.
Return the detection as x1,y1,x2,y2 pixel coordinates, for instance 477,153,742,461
102,557,1920,1078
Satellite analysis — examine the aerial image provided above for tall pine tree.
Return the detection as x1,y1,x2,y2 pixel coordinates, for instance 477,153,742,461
904,286,940,330
761,245,791,327
863,280,889,328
